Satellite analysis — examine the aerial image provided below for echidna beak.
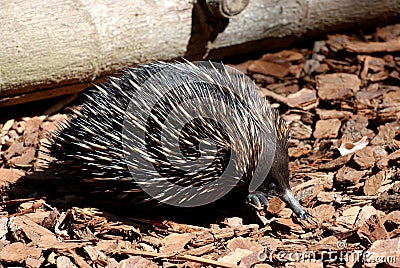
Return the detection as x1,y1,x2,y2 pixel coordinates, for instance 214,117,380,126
281,189,307,220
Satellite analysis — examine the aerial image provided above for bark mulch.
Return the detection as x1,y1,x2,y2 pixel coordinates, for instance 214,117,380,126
1,24,400,267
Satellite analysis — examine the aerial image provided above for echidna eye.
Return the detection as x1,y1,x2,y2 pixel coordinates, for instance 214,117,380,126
269,183,276,191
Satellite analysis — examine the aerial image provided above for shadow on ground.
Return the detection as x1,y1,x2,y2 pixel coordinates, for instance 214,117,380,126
6,171,263,227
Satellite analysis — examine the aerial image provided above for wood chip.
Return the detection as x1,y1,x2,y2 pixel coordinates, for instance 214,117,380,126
344,39,400,53
23,117,42,146
385,211,400,228
353,146,375,169
336,206,361,227
118,256,159,268
9,215,86,249
375,182,400,210
3,141,24,160
26,257,45,268
363,171,384,196
316,109,353,120
159,233,194,254
2,119,14,132
0,168,25,190
267,197,286,215
0,242,42,263
227,237,263,253
83,246,109,266
260,50,304,62
0,217,7,240
248,60,289,79
336,166,367,185
222,217,243,228
218,248,253,266
309,204,336,224
377,149,400,169
341,115,374,141
385,211,400,238
286,88,318,109
313,119,341,139
316,191,341,203
366,237,400,267
356,206,388,243
9,147,36,166
56,256,77,268
319,154,353,170
288,143,312,157
10,215,58,247
316,73,361,100
227,60,253,74
371,121,400,145
376,24,400,41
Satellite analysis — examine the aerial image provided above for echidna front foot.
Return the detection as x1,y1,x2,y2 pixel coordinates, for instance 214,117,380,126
297,210,308,220
247,190,308,220
247,191,269,208
281,189,308,220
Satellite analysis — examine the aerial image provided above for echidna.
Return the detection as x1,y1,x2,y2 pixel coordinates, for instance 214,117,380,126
43,60,307,220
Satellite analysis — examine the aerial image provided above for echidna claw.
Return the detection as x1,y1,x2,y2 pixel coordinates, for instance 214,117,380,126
247,192,269,209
